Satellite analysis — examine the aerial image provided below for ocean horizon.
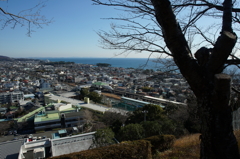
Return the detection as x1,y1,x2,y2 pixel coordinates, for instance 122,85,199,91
34,57,163,70
30,57,238,73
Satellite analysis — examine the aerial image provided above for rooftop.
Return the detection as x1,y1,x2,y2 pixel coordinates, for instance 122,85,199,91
45,94,109,113
0,139,23,159
18,107,45,123
144,95,187,106
93,82,108,86
60,107,76,113
34,112,60,123
64,111,84,118
52,132,60,139
122,96,150,105
58,129,67,135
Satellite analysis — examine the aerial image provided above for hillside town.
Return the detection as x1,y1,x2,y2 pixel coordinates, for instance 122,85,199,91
0,58,195,158
2,0,240,158
0,58,239,159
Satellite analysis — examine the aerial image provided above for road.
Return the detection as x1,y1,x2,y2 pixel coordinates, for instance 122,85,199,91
0,129,59,143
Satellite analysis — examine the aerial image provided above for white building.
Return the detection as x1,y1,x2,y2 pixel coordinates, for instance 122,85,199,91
18,132,96,159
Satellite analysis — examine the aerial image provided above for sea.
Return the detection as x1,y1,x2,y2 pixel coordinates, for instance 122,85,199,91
33,57,239,72
35,57,163,70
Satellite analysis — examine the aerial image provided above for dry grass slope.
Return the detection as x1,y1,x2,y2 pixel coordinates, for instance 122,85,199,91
156,130,240,159
155,134,200,159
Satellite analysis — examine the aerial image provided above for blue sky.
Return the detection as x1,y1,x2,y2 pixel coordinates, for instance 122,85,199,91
0,0,152,58
2,1,239,59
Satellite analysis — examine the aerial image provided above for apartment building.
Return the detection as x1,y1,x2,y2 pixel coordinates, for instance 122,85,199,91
0,91,24,104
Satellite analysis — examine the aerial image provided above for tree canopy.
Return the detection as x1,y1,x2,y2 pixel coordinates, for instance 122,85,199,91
92,0,240,158
92,127,115,148
126,104,166,124
96,63,111,67
89,91,102,103
92,0,240,60
118,123,145,141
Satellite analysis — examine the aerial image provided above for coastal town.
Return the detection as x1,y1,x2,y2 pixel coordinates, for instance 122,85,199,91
1,0,240,158
0,57,239,158
0,57,194,158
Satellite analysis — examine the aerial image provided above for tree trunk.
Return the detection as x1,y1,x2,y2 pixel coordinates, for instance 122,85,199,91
150,0,239,158
199,74,239,159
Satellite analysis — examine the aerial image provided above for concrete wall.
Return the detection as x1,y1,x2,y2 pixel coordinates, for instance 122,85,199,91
51,132,95,157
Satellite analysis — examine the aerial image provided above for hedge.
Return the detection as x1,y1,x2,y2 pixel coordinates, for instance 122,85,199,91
50,140,152,159
49,135,175,159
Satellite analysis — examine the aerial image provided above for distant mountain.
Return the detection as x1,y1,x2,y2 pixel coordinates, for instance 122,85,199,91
0,56,14,61
0,55,42,62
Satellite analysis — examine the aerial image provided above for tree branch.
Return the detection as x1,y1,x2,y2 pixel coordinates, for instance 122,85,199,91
173,1,240,13
151,0,204,96
0,1,52,36
208,0,237,74
0,7,32,22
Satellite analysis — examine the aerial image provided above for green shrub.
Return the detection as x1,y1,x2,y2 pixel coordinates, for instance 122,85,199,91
118,123,145,141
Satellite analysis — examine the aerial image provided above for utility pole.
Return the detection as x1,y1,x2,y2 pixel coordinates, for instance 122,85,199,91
142,110,148,122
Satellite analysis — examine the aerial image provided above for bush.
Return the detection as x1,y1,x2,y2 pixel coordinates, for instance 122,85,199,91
50,140,152,159
141,121,162,138
93,128,115,148
117,123,145,141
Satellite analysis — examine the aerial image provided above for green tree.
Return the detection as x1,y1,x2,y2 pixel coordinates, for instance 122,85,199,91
141,121,162,138
102,111,128,126
96,63,111,67
126,104,165,124
164,103,179,116
142,69,154,75
80,88,89,99
89,92,102,103
118,123,145,141
110,119,122,135
102,111,128,134
92,127,115,148
159,118,176,135
142,69,151,75
141,120,176,137
93,0,240,158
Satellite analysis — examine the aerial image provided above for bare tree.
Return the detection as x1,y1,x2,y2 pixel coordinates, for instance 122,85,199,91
92,0,240,158
0,0,52,36
83,109,93,123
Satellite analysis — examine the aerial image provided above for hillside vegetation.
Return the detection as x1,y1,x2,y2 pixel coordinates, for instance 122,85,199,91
49,130,240,159
156,130,240,159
